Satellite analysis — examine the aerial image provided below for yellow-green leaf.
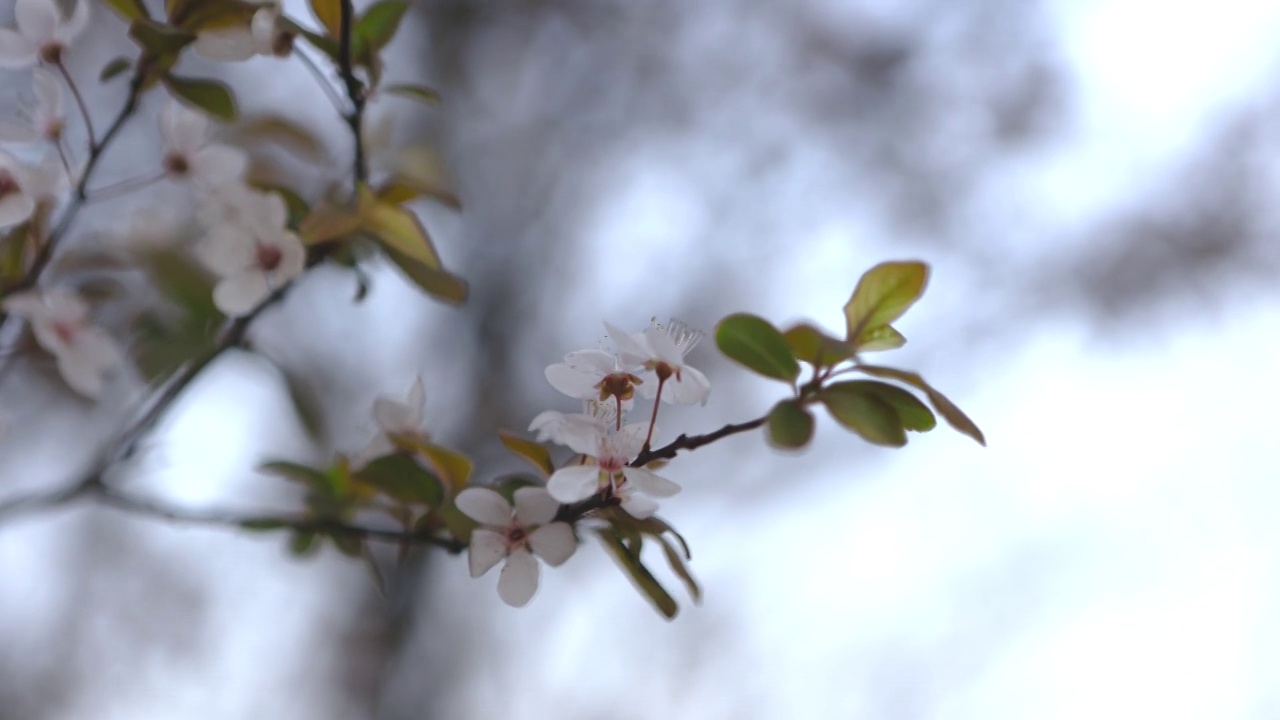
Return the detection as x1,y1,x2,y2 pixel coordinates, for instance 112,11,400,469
99,57,132,83
767,399,814,449
782,322,853,367
855,365,986,445
596,530,678,619
498,430,554,477
105,0,150,21
353,0,408,55
384,83,442,106
820,384,906,447
353,453,444,506
857,324,907,352
382,245,469,304
298,202,362,245
128,18,195,55
656,534,701,604
358,186,441,267
382,145,461,209
308,0,342,38
843,261,928,349
163,74,238,121
715,313,799,382
413,442,473,491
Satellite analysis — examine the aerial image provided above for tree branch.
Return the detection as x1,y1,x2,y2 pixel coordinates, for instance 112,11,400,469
337,0,368,183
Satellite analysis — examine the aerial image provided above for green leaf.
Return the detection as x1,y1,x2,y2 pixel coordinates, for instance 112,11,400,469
298,202,362,246
782,323,853,367
230,115,327,163
353,453,443,506
843,261,928,349
289,530,319,556
283,17,339,60
656,534,701,604
381,245,469,305
383,83,442,106
857,324,907,352
358,186,441,267
99,57,133,83
855,365,986,445
239,518,288,531
498,430,555,477
819,384,907,447
767,400,814,449
596,530,678,619
353,1,408,56
826,381,935,432
128,18,195,55
329,531,363,558
308,0,342,39
163,74,238,122
130,249,222,383
715,313,800,382
105,0,150,21
260,461,333,490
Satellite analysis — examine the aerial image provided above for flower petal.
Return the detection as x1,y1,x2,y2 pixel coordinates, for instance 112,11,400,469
512,486,558,526
604,321,650,364
190,145,248,187
372,397,415,435
1,290,44,318
670,364,711,406
0,193,35,227
196,226,254,275
0,28,34,67
544,362,598,399
563,348,619,374
16,0,58,44
212,271,270,317
497,549,539,607
194,27,257,62
468,529,507,578
528,523,575,567
623,466,681,498
546,464,601,504
620,492,659,519
454,487,511,527
162,101,208,154
60,0,89,43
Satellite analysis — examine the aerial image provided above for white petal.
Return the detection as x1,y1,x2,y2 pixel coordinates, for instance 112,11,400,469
0,28,35,68
16,0,58,44
0,194,35,227
44,289,87,323
512,486,558,526
670,365,711,406
454,487,512,526
163,101,208,153
372,397,415,434
212,271,270,317
269,232,306,283
497,550,539,607
644,325,685,363
544,362,597,399
623,466,681,498
32,66,61,118
528,523,575,567
612,422,650,458
546,464,601,504
190,145,248,187
620,492,659,519
0,121,40,143
467,529,507,578
605,321,651,365
564,348,618,374
196,227,255,275
55,331,118,400
406,377,426,416
1,290,44,318
60,0,89,42
250,7,278,50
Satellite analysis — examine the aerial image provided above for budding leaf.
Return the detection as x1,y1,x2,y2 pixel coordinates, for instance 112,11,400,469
656,534,702,604
99,57,132,83
857,324,907,352
820,384,907,447
596,530,678,620
384,83,443,106
844,261,928,350
715,313,800,382
128,18,195,56
106,0,150,21
782,323,853,368
827,380,935,432
498,430,555,477
855,365,986,445
767,400,815,449
163,74,238,122
353,1,409,56
353,453,444,506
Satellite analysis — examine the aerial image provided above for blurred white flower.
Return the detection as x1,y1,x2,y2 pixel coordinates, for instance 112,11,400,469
353,377,427,467
528,398,616,446
0,151,38,227
0,68,64,144
545,421,679,518
160,101,248,188
456,486,576,607
0,0,89,68
195,188,304,316
607,319,710,406
2,288,121,399
194,2,291,61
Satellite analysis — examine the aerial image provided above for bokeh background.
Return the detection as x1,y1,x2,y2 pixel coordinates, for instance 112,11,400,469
2,0,1280,717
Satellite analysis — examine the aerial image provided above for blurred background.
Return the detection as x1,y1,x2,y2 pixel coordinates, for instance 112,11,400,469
2,0,1280,717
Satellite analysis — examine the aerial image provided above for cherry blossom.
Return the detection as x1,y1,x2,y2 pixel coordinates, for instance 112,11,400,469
353,377,427,467
195,188,305,316
0,0,89,68
545,421,680,518
545,348,643,416
159,101,248,189
194,2,292,61
0,68,63,144
456,486,576,607
2,288,121,399
606,319,710,406
528,399,616,447
0,151,38,227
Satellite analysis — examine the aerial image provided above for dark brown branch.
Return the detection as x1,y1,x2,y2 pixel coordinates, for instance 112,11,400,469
337,0,368,183
631,416,767,467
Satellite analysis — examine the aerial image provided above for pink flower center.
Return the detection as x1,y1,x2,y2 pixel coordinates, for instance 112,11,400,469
505,524,529,550
163,152,190,176
256,243,283,272
38,43,63,66
0,170,20,198
52,319,78,345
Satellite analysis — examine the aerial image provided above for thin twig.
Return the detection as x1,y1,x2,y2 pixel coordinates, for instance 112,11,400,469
294,46,349,114
54,60,96,150
337,0,368,183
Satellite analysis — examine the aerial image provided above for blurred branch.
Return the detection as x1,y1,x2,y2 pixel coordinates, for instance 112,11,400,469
338,0,368,183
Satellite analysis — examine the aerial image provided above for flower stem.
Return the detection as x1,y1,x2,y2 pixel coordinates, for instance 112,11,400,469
642,377,666,451
55,60,96,150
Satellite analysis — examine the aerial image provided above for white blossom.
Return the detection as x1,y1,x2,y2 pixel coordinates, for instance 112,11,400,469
194,2,290,61
160,101,248,188
2,288,120,399
456,486,576,607
0,0,89,68
0,151,37,227
0,68,63,144
545,348,643,410
353,377,427,467
607,319,710,406
195,188,304,316
545,421,680,518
